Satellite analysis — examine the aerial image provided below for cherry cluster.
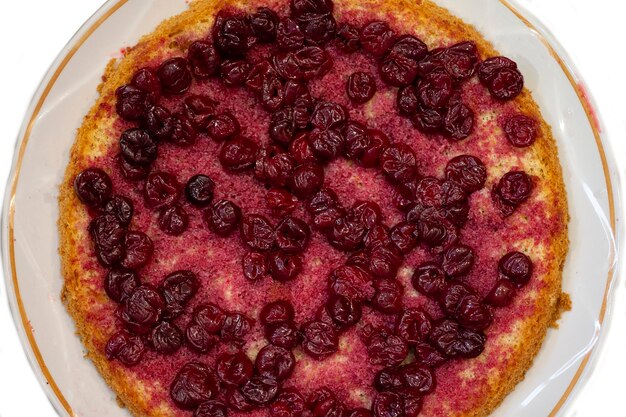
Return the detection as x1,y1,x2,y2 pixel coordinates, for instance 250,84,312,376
72,0,542,415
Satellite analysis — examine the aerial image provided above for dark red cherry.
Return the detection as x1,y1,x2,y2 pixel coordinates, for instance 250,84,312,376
417,70,453,109
308,128,344,161
193,303,226,333
158,57,192,95
250,8,279,42
260,300,295,325
266,189,298,218
413,342,447,368
360,21,395,56
335,23,361,52
185,175,215,207
105,267,138,303
486,279,517,307
132,67,161,100
261,75,285,111
429,319,486,358
102,195,133,226
368,244,402,280
216,351,254,386
301,321,338,359
206,113,241,141
119,128,157,166
328,215,367,251
120,231,153,270
326,294,362,328
343,121,371,160
270,388,305,417
265,321,300,348
445,155,487,193
289,163,324,198
169,113,198,147
380,144,418,184
276,18,305,51
372,279,404,314
161,270,199,319
310,101,347,130
183,94,217,126
275,216,310,253
439,282,473,316
442,244,474,277
115,84,148,121
89,215,126,267
142,105,174,141
159,205,188,236
149,321,183,354
442,41,479,80
498,251,533,287
489,67,524,100
144,172,181,209
478,56,518,84
205,199,242,237
255,344,295,381
372,392,404,417
194,401,228,417
188,40,221,79
396,308,432,345
221,313,254,346
227,388,257,412
119,285,164,334
105,330,145,366
219,136,259,172
186,323,219,353
347,72,376,103
329,264,374,302
411,107,444,134
390,222,419,254
389,35,428,61
256,152,296,188
299,14,336,46
269,107,296,146
241,214,275,251
367,330,408,367
360,129,390,168
290,0,334,20
307,387,346,417
240,375,279,406
74,168,112,207
443,103,474,140
411,263,446,298
289,133,317,164
374,367,403,392
455,295,492,331
220,59,253,87
349,201,382,229
398,362,435,396
494,171,532,206
273,46,332,81
379,54,418,87
213,13,256,55
364,224,392,249
504,115,537,147
170,362,219,410
242,252,268,281
268,251,303,282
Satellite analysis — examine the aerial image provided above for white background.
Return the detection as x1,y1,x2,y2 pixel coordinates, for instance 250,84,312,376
0,1,624,416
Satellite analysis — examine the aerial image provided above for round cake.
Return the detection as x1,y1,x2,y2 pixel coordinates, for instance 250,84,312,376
58,0,570,416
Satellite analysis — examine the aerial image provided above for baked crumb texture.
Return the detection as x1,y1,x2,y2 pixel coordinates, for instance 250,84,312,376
58,0,569,416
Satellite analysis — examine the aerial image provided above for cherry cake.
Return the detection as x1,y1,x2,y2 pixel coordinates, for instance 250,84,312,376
58,0,569,416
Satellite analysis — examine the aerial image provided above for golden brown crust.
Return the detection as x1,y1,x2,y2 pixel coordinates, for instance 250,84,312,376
58,1,569,416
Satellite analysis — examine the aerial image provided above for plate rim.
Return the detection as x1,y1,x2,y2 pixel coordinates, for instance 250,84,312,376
1,0,619,416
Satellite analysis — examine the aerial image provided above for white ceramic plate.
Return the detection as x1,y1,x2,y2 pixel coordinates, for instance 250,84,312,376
1,0,620,416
